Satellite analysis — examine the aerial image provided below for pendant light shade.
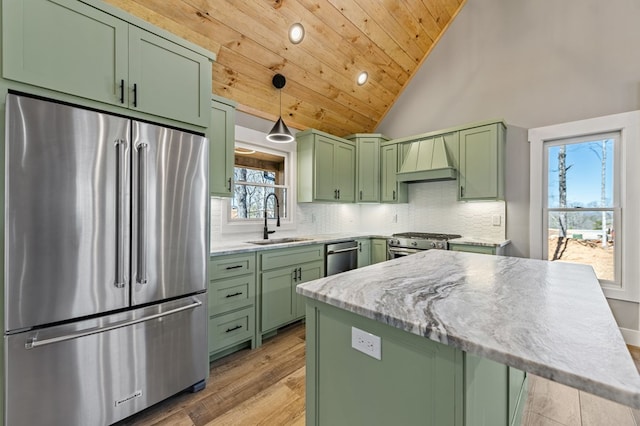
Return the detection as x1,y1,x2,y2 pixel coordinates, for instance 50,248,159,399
267,74,294,144
267,117,294,143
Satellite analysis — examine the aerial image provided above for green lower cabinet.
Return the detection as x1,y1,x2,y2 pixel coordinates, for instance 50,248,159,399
258,244,325,345
356,238,371,268
260,260,323,341
371,238,388,263
305,299,527,426
208,253,257,360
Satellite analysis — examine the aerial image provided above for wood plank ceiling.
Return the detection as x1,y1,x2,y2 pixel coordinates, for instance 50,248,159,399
104,0,466,137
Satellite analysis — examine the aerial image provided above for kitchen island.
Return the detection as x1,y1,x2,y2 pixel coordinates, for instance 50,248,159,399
297,250,640,425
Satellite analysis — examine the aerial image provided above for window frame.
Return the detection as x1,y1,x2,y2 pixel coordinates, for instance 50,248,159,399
529,111,640,302
542,133,621,286
220,125,297,235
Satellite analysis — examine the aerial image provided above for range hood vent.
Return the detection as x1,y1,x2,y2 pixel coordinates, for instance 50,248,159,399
397,136,456,182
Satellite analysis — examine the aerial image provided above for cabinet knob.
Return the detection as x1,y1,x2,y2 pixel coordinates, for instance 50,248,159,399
227,177,232,192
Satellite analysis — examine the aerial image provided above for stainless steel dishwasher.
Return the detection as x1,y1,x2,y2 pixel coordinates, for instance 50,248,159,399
325,240,358,276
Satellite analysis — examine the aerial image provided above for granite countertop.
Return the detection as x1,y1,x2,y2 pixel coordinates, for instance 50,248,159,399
296,250,640,409
210,233,389,256
449,237,511,247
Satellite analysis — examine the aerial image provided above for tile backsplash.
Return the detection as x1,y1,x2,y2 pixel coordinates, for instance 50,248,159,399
211,180,506,242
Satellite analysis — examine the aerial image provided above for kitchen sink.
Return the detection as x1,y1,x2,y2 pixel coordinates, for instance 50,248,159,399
246,237,311,245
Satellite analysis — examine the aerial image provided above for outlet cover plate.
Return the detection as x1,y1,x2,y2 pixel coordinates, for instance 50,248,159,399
351,326,382,360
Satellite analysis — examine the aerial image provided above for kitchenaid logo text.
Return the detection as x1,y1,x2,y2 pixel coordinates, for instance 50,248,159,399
115,390,143,407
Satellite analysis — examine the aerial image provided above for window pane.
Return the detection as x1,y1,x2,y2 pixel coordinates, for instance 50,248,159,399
547,139,614,208
231,184,287,220
547,210,615,281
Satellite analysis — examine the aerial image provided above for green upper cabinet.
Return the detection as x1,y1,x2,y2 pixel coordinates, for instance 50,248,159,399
209,95,236,197
297,129,356,203
380,143,408,203
3,0,128,106
347,134,389,203
2,0,213,127
458,123,506,201
127,26,211,127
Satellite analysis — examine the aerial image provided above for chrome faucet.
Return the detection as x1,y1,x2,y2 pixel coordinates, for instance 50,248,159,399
263,192,281,239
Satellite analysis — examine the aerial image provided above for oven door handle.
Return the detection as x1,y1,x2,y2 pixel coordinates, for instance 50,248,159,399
388,247,423,256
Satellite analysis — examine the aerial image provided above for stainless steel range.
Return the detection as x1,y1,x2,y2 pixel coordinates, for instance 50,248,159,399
387,232,462,259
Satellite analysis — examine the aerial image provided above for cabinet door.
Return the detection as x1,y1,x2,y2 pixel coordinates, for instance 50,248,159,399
335,142,356,202
128,26,210,127
357,137,380,202
295,261,324,318
261,268,296,332
459,124,501,200
357,239,371,268
381,145,398,202
371,239,388,264
314,136,338,201
3,0,128,106
209,97,235,196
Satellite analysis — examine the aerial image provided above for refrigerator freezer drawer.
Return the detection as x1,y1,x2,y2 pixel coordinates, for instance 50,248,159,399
4,294,208,426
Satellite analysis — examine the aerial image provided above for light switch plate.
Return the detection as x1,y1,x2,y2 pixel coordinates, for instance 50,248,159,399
351,327,381,360
492,215,501,226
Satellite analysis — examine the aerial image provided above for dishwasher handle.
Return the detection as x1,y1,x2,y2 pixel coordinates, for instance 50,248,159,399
327,246,358,255
25,299,203,349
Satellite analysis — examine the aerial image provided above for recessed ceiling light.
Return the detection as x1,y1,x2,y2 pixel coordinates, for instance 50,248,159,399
234,147,256,155
357,71,368,86
289,23,305,44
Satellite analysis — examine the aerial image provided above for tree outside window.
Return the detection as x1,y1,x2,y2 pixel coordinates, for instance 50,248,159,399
231,148,287,222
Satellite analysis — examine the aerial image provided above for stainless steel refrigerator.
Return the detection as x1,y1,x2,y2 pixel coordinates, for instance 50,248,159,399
4,93,209,425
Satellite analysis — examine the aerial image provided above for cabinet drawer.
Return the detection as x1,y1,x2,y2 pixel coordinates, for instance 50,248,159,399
210,253,256,279
209,275,255,315
209,307,255,354
260,244,324,271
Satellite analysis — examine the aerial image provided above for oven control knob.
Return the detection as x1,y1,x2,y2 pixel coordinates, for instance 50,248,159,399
411,241,417,247
430,242,436,248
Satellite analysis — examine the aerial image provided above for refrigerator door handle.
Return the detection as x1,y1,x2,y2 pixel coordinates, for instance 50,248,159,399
136,142,148,285
115,139,127,289
25,298,203,349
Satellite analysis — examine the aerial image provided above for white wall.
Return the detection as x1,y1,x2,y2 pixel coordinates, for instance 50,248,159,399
375,0,640,335
377,0,640,135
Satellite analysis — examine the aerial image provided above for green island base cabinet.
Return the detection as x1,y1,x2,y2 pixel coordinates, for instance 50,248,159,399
305,300,527,426
208,253,257,361
257,244,325,345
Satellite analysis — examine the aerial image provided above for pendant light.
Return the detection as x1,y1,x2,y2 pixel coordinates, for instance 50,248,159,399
266,74,294,143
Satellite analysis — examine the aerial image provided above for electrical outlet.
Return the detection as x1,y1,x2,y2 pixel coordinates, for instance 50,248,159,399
492,215,501,226
351,327,381,360
392,214,398,223
311,213,316,223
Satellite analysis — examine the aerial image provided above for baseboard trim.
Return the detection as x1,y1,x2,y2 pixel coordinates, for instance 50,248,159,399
620,327,640,347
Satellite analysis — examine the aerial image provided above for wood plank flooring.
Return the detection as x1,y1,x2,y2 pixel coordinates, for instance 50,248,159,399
116,323,306,426
117,323,640,426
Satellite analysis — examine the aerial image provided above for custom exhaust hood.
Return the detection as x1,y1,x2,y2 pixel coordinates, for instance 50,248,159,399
396,136,457,182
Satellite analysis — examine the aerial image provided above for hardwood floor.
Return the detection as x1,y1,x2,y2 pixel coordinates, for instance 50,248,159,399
118,323,640,426
116,323,306,426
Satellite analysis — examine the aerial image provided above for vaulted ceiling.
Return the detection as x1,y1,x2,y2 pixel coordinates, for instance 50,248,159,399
104,0,466,137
